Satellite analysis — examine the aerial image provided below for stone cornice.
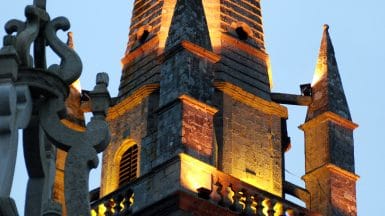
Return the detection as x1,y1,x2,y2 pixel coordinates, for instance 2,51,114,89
121,36,160,66
179,94,218,115
180,40,221,63
161,40,221,64
221,33,268,62
303,163,360,182
326,164,360,181
299,111,358,131
107,84,160,121
214,82,288,118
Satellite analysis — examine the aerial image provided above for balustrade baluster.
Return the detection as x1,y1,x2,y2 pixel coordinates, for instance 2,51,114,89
243,194,255,216
120,190,134,215
265,199,276,216
254,194,264,216
274,202,284,216
113,194,124,215
223,185,234,208
210,180,223,205
230,190,243,212
103,199,114,216
92,206,99,216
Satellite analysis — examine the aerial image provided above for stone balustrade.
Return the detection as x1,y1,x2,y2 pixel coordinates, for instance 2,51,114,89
203,168,312,216
90,154,316,216
206,180,309,216
90,180,310,216
90,184,311,216
90,184,133,216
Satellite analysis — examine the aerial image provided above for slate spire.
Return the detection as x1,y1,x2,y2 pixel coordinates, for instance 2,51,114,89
306,24,351,121
165,0,212,51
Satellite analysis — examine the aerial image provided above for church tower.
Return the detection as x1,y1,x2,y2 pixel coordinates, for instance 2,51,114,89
88,1,357,216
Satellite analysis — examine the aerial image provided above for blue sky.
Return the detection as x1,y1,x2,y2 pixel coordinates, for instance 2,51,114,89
1,1,383,215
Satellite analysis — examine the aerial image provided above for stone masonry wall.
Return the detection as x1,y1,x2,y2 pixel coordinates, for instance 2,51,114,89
303,169,331,214
126,0,164,52
220,0,265,49
218,93,283,196
155,95,217,168
159,51,214,107
215,0,272,100
304,167,357,216
330,171,357,215
119,45,160,99
304,121,355,173
181,97,216,164
216,37,271,100
304,121,329,172
329,122,355,172
101,97,151,196
155,102,183,168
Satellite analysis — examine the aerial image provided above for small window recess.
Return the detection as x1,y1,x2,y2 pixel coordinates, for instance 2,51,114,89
230,22,253,41
136,25,153,44
235,27,248,40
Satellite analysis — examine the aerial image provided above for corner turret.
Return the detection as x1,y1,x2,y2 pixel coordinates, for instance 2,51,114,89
301,25,359,216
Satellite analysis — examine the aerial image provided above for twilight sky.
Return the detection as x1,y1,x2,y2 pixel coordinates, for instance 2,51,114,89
0,1,383,215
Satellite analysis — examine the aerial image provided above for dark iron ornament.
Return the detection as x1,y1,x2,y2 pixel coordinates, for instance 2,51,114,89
0,0,111,215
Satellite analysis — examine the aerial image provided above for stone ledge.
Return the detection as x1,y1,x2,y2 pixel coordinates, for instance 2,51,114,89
299,111,358,131
179,94,218,115
107,84,159,120
327,164,360,181
214,81,288,118
302,163,360,182
180,40,221,63
121,36,160,66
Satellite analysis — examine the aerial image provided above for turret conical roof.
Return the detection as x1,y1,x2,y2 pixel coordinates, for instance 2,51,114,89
306,25,351,121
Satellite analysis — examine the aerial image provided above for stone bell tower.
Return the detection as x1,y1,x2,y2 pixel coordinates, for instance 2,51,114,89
101,0,285,197
90,1,357,216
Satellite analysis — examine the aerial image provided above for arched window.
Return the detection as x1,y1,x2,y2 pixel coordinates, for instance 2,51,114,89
118,144,138,186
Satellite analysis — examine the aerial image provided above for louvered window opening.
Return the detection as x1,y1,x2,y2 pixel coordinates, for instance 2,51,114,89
119,145,138,186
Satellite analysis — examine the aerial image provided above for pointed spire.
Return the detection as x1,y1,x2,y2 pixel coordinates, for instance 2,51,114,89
165,0,212,51
306,24,351,121
311,24,336,85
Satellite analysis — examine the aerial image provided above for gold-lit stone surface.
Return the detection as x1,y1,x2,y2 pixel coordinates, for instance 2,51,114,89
107,84,159,120
214,81,287,118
